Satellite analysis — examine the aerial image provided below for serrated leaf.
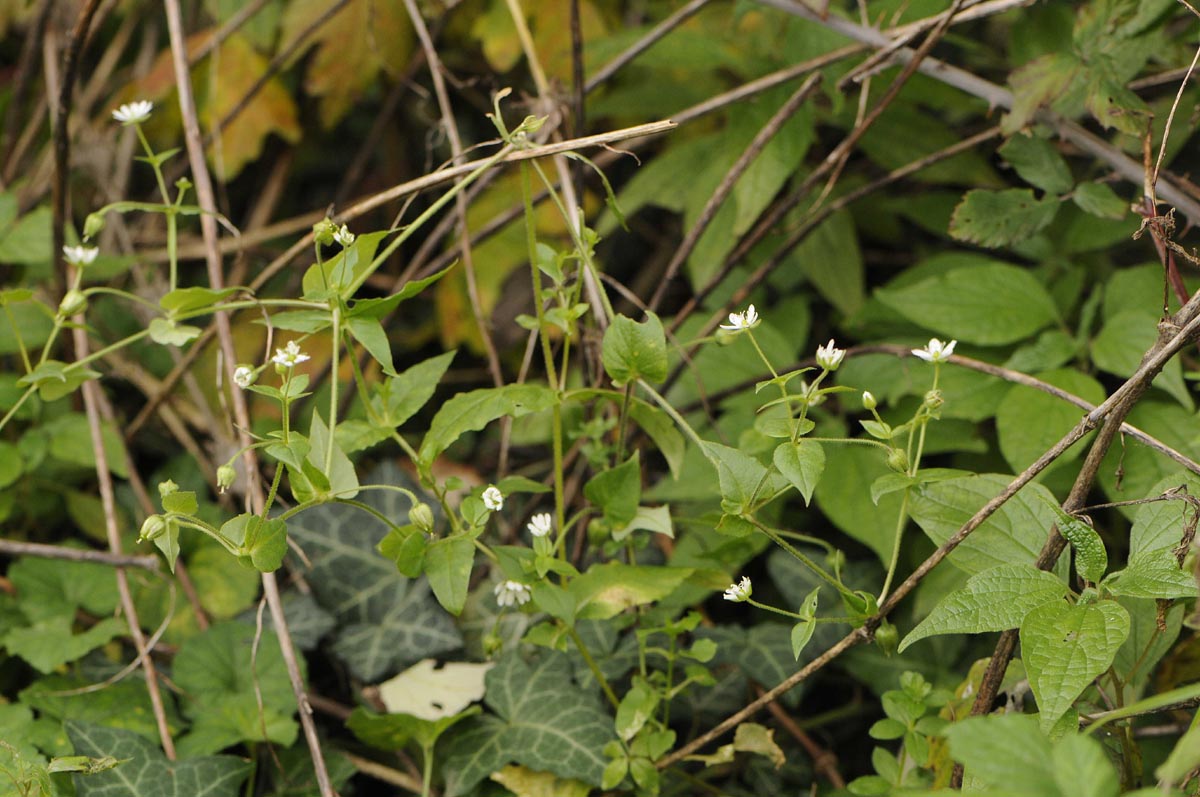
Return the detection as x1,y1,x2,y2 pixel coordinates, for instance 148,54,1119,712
900,564,1068,652
601,312,668,387
1093,310,1192,410
1072,182,1128,219
1041,500,1107,583
287,463,461,680
21,674,184,743
173,621,300,756
440,651,616,796
4,615,125,674
950,188,1059,248
8,554,119,620
419,384,558,467
999,134,1073,194
876,261,1059,345
1104,547,1198,599
67,721,250,797
996,369,1105,473
1020,599,1129,732
773,440,824,505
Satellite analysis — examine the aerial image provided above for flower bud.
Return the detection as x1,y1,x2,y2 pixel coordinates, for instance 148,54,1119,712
58,289,87,317
217,465,236,494
875,620,899,657
83,212,106,241
313,218,338,246
886,448,909,473
139,514,167,541
923,389,944,411
862,391,877,411
158,479,179,498
409,503,435,532
233,365,255,388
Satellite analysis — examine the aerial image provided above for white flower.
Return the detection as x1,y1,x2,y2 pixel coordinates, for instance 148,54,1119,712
494,579,531,608
527,513,553,538
482,485,504,511
233,365,255,388
334,225,356,247
815,338,845,371
912,338,957,363
271,340,310,368
62,245,98,267
719,304,759,332
723,576,752,603
112,100,153,125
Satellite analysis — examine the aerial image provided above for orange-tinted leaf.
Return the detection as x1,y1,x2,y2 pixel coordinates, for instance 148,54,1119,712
469,0,609,83
279,0,414,128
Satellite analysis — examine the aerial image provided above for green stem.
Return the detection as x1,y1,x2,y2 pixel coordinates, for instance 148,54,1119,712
637,380,705,449
747,516,855,599
325,303,341,476
877,489,910,603
0,387,34,434
746,598,809,620
615,383,632,464
520,162,559,387
569,625,620,709
421,743,434,797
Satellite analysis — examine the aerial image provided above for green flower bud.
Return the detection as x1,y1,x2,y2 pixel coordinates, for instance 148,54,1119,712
587,518,610,545
216,465,236,494
139,514,167,542
58,289,87,317
409,503,435,533
862,391,877,411
875,620,899,657
886,448,909,473
157,479,179,498
313,218,338,246
924,389,944,411
83,211,105,241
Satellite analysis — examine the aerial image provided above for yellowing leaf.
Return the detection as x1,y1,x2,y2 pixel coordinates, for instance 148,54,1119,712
378,658,492,720
279,0,414,128
469,0,609,82
490,765,591,797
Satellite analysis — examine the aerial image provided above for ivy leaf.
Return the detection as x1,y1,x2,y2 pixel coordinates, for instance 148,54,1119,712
67,721,250,797
425,536,476,616
601,312,668,387
584,453,641,529
773,440,825,506
899,564,1068,652
419,384,558,468
172,621,300,756
949,189,1059,248
1020,599,1130,732
440,651,616,796
287,463,461,681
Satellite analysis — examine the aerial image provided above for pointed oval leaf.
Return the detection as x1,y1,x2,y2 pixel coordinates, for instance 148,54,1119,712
773,440,825,506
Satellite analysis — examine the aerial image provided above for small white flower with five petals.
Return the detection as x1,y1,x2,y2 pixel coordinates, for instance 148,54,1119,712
912,338,957,363
815,339,845,371
527,513,553,538
482,485,504,511
334,225,356,247
719,304,759,332
271,340,310,368
723,576,752,603
112,100,153,125
494,580,531,608
62,245,99,267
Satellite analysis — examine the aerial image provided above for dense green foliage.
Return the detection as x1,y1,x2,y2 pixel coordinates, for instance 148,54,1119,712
2,0,1200,795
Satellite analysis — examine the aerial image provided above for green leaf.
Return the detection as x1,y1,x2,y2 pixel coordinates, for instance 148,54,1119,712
876,261,1059,345
308,410,359,499
942,714,1056,794
615,679,659,741
419,384,558,467
773,440,825,506
21,674,184,743
702,441,783,516
910,475,1063,575
1052,733,1120,797
995,369,1105,473
17,359,101,402
222,514,289,573
1041,500,1107,583
159,286,239,315
584,453,641,528
627,399,685,480
1093,310,1192,409
1020,599,1130,732
67,721,250,797
172,621,300,756
568,562,693,620
950,188,1059,248
440,651,617,795
999,134,1073,194
302,230,388,297
375,350,456,427
162,490,198,515
287,463,461,681
900,564,1068,652
790,588,820,660
346,316,395,375
8,554,119,620
601,312,668,387
346,265,454,317
814,444,905,565
1104,547,1198,599
425,536,475,616
611,505,674,542
1072,182,1128,219
4,615,125,674
147,318,203,346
